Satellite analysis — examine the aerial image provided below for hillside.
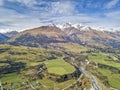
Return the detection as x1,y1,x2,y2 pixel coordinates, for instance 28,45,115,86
4,31,19,38
0,26,120,89
1,0,120,90
0,43,120,90
0,44,80,90
7,24,120,49
62,24,120,48
8,26,69,47
0,33,9,43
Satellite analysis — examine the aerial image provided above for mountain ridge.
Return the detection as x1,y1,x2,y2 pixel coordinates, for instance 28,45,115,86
0,33,9,43
6,24,120,49
4,31,19,38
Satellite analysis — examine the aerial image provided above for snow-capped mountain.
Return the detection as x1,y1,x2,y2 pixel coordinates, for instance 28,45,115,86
1,23,119,49
57,23,119,32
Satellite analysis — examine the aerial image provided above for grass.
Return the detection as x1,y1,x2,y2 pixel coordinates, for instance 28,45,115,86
88,52,120,90
39,78,75,90
0,44,63,67
0,63,9,66
0,44,77,89
0,71,76,90
57,79,75,89
51,43,87,53
0,73,27,90
26,62,43,68
88,53,120,70
91,68,120,90
0,73,26,83
59,43,87,53
40,78,54,88
45,58,75,75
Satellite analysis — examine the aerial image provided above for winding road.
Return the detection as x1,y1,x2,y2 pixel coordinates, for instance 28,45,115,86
80,62,101,90
83,69,101,90
69,56,101,90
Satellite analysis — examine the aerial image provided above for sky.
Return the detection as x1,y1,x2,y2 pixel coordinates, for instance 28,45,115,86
0,0,120,32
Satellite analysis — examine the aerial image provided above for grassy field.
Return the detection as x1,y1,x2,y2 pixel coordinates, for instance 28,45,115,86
90,68,120,90
0,63,9,66
26,62,43,68
88,53,120,70
39,78,75,90
0,73,27,90
0,44,63,67
0,71,76,90
0,73,25,83
1,44,120,89
51,43,87,53
88,52,120,90
45,58,75,75
0,44,77,89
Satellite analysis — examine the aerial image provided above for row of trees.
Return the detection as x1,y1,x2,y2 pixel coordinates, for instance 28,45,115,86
0,60,25,75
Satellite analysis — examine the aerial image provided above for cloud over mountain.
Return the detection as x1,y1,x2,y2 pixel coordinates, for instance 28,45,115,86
0,0,120,32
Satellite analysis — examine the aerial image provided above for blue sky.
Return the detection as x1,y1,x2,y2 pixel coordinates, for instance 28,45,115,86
0,0,120,32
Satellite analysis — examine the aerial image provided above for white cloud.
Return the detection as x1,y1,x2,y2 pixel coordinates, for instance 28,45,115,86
104,11,120,29
0,0,4,6
106,11,120,19
0,0,120,33
0,7,41,32
105,0,119,9
29,1,78,17
51,1,77,15
0,29,13,33
8,0,37,7
42,14,119,29
0,6,119,33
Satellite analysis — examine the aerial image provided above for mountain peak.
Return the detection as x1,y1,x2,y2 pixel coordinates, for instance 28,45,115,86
63,23,72,29
4,31,19,38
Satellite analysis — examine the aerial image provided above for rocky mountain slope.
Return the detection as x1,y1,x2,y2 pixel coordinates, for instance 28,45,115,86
7,24,120,48
4,31,18,38
8,26,68,47
0,33,9,43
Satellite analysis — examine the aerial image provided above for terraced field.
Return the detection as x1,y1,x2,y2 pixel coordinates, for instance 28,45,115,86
0,44,78,90
45,58,75,75
88,53,120,70
90,68,120,90
88,52,120,90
